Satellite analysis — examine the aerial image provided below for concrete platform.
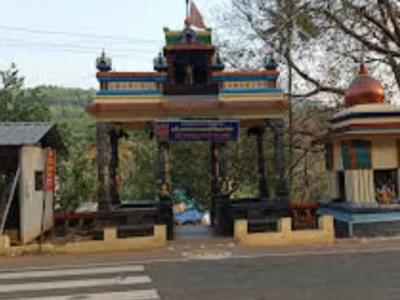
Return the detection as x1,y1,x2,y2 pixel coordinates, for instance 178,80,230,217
174,225,218,240
318,204,400,238
0,225,167,256
234,216,334,247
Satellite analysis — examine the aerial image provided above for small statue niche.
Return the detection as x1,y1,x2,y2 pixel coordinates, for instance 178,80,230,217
374,170,399,205
172,53,208,86
181,28,196,44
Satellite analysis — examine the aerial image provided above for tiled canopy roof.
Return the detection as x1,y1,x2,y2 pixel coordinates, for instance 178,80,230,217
0,122,66,154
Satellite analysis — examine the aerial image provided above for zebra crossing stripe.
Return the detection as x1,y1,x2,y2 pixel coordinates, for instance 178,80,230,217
16,289,160,300
0,276,151,293
0,265,145,279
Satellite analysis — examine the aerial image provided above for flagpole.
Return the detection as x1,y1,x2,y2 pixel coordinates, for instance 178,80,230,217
186,0,190,22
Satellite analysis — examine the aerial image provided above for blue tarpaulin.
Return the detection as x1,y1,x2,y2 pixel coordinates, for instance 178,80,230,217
174,209,204,224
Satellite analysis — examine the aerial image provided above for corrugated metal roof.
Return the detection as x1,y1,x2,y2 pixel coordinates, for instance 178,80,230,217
0,122,54,146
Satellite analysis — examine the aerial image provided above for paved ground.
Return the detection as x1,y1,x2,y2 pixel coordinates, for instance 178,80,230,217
149,251,400,300
1,240,400,299
0,262,160,299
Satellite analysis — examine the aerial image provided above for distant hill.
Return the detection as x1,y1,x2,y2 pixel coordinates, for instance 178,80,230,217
34,85,96,122
37,85,96,107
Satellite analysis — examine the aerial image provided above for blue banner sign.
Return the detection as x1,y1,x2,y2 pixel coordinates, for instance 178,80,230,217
154,120,239,142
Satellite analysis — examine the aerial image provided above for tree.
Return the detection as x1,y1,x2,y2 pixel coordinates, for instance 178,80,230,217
213,0,327,198
213,0,400,100
262,0,320,193
308,0,400,99
212,0,400,201
0,63,50,122
53,120,95,212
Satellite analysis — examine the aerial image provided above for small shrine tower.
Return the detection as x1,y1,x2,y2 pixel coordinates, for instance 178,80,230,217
319,58,400,237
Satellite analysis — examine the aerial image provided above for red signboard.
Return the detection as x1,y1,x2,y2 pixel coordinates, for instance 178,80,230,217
45,148,57,191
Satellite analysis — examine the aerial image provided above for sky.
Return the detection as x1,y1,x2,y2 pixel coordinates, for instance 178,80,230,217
0,0,220,89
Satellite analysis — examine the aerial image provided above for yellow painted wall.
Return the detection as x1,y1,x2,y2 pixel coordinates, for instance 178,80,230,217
218,93,284,102
94,95,162,104
344,170,355,201
372,139,397,169
55,225,166,254
234,216,334,246
332,138,398,170
326,171,338,198
344,170,375,203
222,81,270,89
19,146,54,244
108,82,158,90
333,141,343,170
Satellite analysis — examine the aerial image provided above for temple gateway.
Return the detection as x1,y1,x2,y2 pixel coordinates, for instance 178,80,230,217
86,21,291,240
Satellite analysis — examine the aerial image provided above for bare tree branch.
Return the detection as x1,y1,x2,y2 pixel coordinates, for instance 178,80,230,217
381,0,400,44
318,6,400,57
284,52,346,95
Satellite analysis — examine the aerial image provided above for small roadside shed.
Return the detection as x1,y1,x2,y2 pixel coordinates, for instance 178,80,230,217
0,122,65,245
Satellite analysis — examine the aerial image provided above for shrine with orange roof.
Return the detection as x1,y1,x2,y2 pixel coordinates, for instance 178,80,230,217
318,60,400,238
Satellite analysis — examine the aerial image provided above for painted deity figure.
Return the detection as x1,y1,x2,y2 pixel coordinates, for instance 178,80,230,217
219,177,238,197
160,182,170,197
377,183,396,205
186,65,194,86
156,124,169,141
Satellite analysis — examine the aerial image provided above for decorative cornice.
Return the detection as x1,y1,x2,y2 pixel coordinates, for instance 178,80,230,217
329,111,400,124
96,90,162,96
220,88,282,94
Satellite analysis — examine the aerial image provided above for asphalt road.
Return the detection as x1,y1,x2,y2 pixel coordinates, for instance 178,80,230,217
150,251,400,300
0,246,400,300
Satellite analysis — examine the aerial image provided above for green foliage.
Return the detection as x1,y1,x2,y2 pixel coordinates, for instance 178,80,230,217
170,142,211,206
119,137,158,201
57,143,96,212
46,89,96,211
0,63,50,122
0,70,99,211
39,85,95,107
228,134,260,198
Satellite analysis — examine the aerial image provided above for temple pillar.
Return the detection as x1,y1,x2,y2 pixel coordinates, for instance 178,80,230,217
215,142,232,235
256,126,269,200
157,141,173,240
109,128,120,206
96,122,112,212
270,118,289,204
217,142,227,180
158,141,171,193
210,142,219,226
